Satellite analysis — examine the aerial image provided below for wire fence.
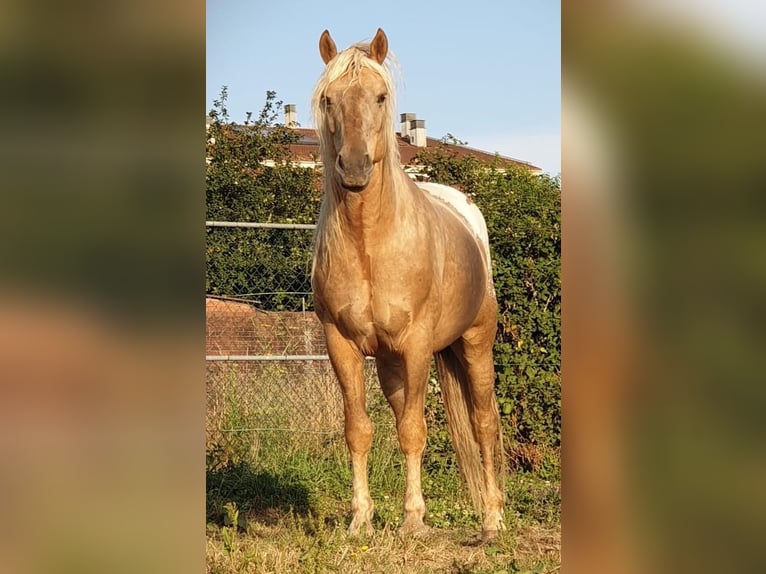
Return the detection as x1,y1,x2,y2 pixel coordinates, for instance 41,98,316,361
206,222,358,469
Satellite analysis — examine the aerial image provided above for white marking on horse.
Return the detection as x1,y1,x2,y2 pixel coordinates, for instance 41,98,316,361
417,182,494,287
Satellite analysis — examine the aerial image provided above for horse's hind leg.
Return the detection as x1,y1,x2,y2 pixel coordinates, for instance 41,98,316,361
324,324,374,535
458,321,505,538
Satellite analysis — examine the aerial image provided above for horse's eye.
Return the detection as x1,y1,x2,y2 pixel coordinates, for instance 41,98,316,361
322,96,332,108
376,93,387,104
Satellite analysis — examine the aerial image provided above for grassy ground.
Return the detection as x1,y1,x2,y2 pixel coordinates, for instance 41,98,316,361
206,510,559,574
206,364,560,573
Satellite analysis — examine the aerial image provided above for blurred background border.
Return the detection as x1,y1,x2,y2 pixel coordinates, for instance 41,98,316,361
1,0,764,572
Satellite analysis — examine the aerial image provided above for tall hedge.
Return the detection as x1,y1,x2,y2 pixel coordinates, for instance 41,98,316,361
206,92,561,472
413,144,561,475
206,89,321,309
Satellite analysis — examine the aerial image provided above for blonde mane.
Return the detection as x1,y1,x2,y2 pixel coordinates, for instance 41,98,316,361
311,40,407,264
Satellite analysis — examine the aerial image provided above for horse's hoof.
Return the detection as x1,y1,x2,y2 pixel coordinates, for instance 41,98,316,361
399,521,430,538
347,525,374,537
482,511,506,538
347,519,374,537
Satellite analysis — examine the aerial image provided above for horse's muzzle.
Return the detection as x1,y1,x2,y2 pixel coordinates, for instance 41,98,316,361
336,151,372,192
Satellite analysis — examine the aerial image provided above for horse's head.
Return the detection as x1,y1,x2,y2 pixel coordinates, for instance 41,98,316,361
316,28,391,193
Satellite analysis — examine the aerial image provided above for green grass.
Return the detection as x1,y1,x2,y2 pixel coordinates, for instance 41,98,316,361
207,510,559,574
206,434,559,573
206,363,560,573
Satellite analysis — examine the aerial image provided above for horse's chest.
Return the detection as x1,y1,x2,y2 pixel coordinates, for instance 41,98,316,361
320,275,415,353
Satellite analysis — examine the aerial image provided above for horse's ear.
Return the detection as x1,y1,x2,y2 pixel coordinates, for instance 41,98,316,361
370,28,388,64
319,30,337,64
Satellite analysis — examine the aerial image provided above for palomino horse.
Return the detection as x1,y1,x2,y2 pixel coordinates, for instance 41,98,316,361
311,28,504,539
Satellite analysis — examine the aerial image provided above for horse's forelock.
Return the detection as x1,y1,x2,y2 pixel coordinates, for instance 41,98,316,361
312,40,406,265
311,43,400,168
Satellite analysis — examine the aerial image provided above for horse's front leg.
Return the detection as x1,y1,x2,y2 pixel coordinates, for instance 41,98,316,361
324,324,373,535
391,341,432,536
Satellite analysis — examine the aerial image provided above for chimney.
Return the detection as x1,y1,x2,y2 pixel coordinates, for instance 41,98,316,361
400,113,416,139
409,119,426,147
284,104,298,127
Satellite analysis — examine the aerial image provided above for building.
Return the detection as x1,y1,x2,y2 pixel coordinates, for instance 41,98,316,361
282,105,542,177
206,105,543,177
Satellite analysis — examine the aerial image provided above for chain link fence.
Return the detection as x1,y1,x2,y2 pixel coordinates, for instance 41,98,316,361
206,222,387,470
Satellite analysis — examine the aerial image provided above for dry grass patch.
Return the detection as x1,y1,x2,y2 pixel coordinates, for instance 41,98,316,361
206,358,560,573
206,510,560,574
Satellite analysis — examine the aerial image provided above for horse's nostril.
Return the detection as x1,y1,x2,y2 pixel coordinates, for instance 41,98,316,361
364,154,371,168
338,155,345,170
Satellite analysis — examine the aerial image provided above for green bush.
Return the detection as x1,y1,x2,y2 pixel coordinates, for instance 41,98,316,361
206,89,320,309
414,143,561,475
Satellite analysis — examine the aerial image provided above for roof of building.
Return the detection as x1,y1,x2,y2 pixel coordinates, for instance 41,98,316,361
287,127,541,172
206,117,541,173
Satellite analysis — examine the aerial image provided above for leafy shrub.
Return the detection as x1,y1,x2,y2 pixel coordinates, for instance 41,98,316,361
206,89,320,309
414,143,561,475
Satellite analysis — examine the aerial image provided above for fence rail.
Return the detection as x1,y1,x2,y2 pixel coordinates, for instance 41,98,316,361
206,220,316,230
206,354,329,361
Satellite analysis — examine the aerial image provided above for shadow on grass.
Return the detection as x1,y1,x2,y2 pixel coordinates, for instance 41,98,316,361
206,463,311,526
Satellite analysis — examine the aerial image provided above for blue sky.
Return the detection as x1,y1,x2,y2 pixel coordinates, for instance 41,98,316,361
207,1,560,175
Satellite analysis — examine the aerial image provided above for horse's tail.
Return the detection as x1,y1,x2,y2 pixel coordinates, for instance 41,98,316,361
434,347,503,515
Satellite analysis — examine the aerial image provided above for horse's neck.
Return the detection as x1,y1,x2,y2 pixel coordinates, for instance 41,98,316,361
335,164,407,240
